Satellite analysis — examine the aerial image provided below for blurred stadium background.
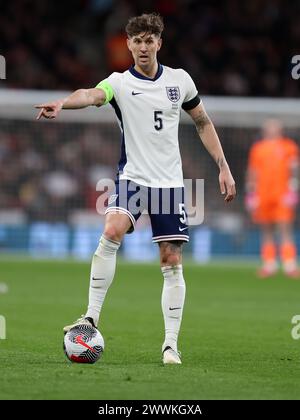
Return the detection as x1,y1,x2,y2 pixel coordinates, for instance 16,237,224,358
1,0,300,262
2,0,300,402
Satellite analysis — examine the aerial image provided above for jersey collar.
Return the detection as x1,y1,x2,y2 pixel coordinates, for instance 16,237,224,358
129,63,163,81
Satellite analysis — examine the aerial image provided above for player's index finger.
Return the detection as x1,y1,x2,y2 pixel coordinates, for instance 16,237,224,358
35,103,52,108
36,109,43,120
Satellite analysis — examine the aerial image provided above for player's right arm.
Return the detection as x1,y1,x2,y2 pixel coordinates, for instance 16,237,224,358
35,88,106,120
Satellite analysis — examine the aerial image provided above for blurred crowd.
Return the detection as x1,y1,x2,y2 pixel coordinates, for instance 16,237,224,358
0,122,119,221
1,0,300,96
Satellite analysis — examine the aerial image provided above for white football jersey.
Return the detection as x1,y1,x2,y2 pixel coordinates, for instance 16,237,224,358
97,64,200,188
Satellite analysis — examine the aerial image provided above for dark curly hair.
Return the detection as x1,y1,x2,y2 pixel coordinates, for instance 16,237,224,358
125,13,164,38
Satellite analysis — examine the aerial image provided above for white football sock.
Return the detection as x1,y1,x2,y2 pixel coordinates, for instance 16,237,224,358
161,265,186,353
85,235,120,326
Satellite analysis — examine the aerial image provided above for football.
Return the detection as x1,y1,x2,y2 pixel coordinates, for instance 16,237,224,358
63,324,104,364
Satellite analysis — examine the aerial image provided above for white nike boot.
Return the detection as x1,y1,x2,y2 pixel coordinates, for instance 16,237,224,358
63,315,96,334
162,346,182,364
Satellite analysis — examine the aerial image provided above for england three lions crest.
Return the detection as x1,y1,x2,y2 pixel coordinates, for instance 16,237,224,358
166,86,180,103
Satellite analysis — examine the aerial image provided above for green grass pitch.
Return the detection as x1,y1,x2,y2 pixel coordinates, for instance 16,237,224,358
1,258,300,400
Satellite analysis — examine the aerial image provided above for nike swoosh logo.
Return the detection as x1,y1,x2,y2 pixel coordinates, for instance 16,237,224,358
132,91,143,95
75,335,97,353
179,227,188,232
92,277,105,281
169,307,181,311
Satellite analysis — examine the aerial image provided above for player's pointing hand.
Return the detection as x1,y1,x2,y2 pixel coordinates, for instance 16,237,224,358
35,100,64,120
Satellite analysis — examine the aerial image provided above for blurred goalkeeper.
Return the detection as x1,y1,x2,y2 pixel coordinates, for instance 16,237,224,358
245,119,300,278
35,13,236,364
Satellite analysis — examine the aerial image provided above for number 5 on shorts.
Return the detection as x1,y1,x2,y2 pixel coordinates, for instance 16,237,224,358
179,203,187,224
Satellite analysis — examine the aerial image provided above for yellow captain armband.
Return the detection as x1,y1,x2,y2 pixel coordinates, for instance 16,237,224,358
95,80,114,105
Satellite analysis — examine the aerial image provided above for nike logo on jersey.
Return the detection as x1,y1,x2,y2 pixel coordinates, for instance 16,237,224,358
179,226,188,232
132,91,143,95
169,307,182,311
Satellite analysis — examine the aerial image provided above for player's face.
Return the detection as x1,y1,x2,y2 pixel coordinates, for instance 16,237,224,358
127,33,162,68
262,119,283,139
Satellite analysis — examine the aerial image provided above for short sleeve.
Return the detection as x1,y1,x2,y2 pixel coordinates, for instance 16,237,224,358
181,70,201,111
95,72,121,104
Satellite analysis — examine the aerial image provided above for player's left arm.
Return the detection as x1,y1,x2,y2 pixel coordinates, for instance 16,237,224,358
186,101,236,202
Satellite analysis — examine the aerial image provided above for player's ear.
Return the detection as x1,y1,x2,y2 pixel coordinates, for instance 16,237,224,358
157,37,162,51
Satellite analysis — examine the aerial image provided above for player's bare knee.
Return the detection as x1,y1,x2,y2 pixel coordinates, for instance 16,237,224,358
159,241,182,267
103,225,123,243
162,254,181,267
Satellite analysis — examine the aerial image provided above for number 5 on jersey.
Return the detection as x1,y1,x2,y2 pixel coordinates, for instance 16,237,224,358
154,111,163,131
